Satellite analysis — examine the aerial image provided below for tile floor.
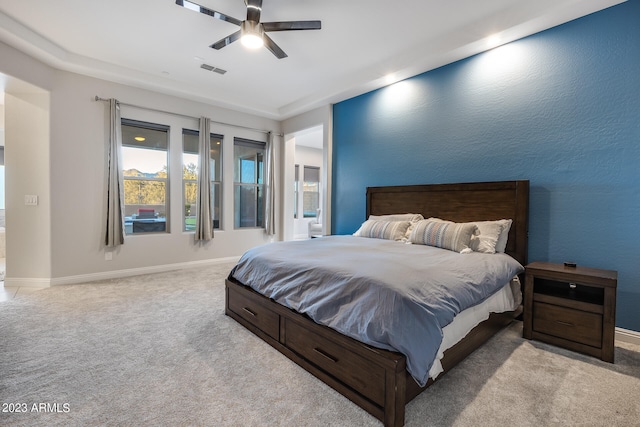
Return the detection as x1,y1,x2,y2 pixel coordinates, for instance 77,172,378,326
0,284,44,302
0,258,44,302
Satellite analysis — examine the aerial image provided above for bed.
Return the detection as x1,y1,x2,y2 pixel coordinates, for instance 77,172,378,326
225,180,529,426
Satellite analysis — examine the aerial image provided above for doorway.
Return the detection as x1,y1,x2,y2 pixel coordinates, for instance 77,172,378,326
285,125,324,240
0,72,51,298
0,91,7,299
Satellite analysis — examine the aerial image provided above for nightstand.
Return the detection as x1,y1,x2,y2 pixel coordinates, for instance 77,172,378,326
523,261,617,362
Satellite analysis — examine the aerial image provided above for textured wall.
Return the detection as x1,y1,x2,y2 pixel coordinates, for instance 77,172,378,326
332,1,640,331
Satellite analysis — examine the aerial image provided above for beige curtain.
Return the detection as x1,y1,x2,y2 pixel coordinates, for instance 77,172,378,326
195,117,213,241
105,99,125,247
264,131,276,236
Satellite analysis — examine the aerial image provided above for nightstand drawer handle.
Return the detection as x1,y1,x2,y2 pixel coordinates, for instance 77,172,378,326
313,347,338,363
242,307,257,317
555,320,574,327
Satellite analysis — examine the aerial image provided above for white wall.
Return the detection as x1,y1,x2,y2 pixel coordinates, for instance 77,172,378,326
0,41,282,285
5,90,51,281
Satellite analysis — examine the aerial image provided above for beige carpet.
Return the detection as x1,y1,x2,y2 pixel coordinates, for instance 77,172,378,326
1,261,638,426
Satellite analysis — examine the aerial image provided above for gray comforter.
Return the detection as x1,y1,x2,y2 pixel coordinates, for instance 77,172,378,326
229,235,524,386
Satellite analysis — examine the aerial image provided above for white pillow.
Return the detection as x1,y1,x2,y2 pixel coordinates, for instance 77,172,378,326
491,219,513,253
469,222,503,254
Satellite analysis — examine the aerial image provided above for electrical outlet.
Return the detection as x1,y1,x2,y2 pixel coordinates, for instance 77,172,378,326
105,252,113,261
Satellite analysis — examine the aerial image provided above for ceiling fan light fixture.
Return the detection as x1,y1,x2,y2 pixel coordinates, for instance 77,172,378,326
176,0,321,59
240,20,264,49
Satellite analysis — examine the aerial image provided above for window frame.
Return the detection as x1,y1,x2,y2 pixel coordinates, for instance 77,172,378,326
233,137,266,229
182,129,223,232
121,118,170,235
302,165,320,219
294,164,299,219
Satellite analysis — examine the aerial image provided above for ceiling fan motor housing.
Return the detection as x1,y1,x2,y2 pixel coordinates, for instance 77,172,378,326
241,20,264,45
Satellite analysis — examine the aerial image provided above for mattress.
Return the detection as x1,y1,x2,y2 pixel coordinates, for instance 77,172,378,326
429,276,522,379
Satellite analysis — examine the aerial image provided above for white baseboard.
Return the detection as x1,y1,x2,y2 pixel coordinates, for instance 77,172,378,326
4,256,241,288
615,327,640,346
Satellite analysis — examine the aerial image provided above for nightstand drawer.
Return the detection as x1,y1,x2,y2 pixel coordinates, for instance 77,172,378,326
533,302,602,348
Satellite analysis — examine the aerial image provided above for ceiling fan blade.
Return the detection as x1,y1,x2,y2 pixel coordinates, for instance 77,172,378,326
263,21,322,32
210,30,242,50
176,0,242,26
263,34,287,59
245,0,263,23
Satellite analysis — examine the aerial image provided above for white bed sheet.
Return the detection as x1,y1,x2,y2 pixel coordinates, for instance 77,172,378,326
429,276,522,379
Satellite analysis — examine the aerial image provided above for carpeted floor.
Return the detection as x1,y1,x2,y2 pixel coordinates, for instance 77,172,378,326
1,261,638,426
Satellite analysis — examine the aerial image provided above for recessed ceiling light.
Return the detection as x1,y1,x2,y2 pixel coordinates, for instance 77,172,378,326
486,34,502,48
384,74,397,85
134,136,146,142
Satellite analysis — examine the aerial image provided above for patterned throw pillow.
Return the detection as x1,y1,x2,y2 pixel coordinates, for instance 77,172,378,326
427,217,513,254
355,220,411,241
368,213,424,222
409,219,478,253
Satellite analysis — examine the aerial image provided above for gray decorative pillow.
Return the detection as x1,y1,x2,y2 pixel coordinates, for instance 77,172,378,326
367,213,424,239
355,220,411,241
427,217,512,254
409,219,478,253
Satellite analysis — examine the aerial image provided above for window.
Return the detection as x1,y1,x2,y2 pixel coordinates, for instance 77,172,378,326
121,119,169,234
294,164,299,219
303,166,320,218
234,138,265,228
182,130,223,231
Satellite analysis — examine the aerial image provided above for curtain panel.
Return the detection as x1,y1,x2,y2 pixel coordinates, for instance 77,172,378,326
195,117,213,241
264,131,276,236
105,99,125,247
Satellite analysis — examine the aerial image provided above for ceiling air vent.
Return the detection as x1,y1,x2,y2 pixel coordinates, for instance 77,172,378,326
200,63,227,75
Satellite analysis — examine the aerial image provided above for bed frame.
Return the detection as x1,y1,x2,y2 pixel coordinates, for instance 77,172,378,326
225,180,529,426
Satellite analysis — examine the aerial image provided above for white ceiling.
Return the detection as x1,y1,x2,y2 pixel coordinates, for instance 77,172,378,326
0,0,624,120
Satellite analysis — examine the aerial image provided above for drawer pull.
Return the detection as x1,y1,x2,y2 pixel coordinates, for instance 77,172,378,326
242,307,257,317
313,347,338,363
555,320,574,327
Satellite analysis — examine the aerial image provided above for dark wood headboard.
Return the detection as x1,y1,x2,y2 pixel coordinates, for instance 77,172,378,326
366,180,529,265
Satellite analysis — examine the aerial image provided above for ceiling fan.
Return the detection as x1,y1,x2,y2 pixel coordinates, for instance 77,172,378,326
176,0,321,59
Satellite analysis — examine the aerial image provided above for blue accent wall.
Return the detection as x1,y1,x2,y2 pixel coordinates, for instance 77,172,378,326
332,1,640,331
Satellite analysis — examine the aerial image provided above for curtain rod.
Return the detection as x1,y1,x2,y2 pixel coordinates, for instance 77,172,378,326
94,96,281,136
